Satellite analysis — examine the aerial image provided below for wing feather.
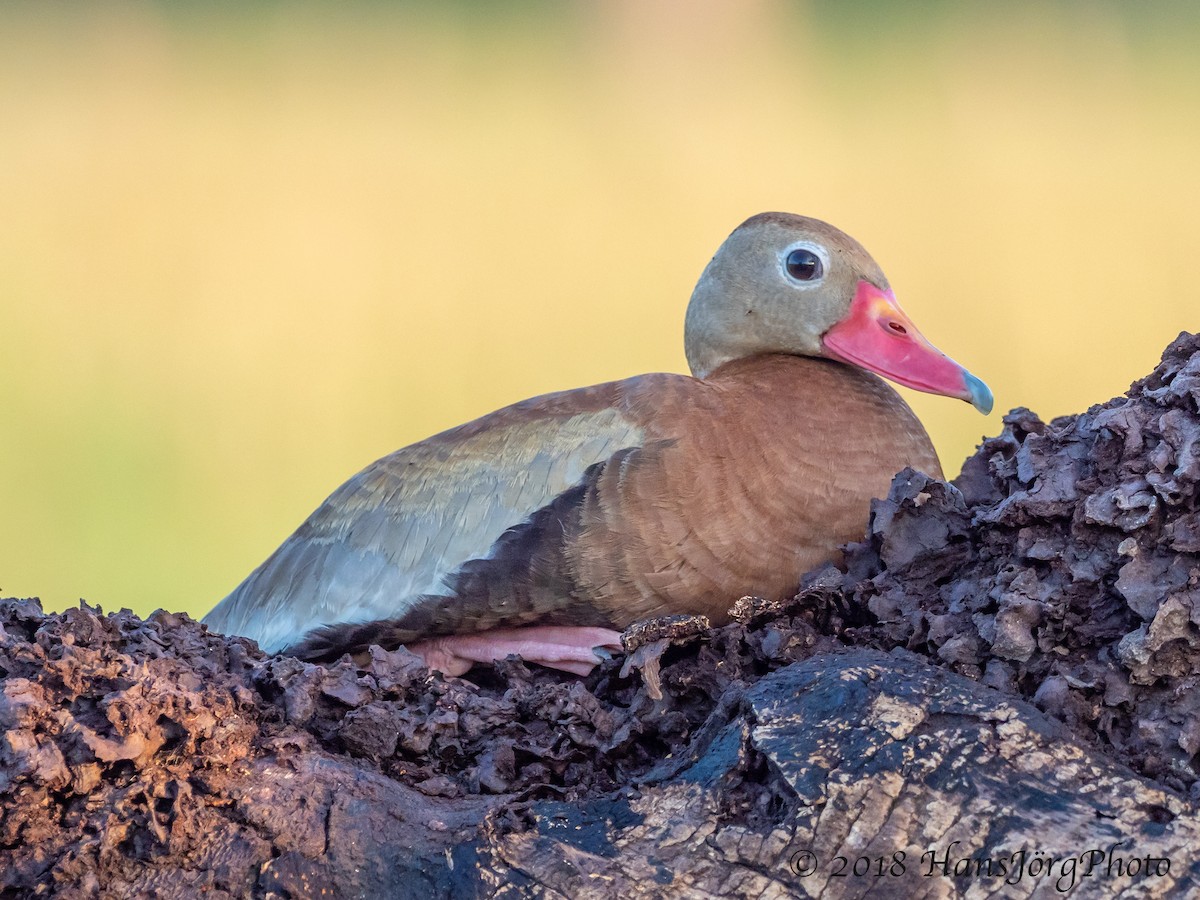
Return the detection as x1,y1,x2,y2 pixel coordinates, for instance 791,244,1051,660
204,400,645,652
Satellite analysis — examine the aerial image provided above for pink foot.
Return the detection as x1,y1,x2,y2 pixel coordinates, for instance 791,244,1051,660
406,625,623,677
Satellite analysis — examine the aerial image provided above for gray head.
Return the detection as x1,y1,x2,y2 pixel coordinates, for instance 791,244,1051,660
683,212,992,414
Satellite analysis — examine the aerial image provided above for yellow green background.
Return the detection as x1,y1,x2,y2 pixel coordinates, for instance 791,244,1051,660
3,2,1198,621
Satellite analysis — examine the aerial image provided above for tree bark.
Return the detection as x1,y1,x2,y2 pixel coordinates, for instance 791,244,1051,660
5,332,1200,898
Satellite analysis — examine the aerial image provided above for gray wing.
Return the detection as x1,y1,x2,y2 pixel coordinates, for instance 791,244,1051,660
203,404,644,653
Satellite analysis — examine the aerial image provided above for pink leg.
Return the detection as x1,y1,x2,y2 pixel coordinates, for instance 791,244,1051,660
406,625,623,677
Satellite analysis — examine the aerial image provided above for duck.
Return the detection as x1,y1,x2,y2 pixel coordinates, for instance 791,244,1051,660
203,213,992,676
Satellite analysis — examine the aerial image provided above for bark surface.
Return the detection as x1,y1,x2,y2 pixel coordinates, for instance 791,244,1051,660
4,333,1200,899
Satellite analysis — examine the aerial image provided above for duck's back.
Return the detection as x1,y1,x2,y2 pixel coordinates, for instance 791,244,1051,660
203,379,650,653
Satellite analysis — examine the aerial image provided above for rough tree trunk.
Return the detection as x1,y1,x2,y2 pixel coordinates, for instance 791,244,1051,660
4,333,1200,899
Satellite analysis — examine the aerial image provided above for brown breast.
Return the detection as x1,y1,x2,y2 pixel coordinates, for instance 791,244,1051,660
575,353,941,625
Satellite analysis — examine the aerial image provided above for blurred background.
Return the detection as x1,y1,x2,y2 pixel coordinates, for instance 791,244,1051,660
2,1,1198,621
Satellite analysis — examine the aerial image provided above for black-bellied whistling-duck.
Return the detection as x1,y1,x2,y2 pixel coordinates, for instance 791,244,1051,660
204,213,991,675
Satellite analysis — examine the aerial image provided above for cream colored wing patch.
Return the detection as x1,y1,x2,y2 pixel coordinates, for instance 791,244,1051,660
204,407,644,653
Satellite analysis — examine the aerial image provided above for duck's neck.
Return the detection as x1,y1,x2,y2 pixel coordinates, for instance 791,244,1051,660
704,352,891,404
701,352,944,480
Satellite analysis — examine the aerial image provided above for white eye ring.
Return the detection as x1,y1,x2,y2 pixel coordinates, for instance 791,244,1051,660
779,241,831,287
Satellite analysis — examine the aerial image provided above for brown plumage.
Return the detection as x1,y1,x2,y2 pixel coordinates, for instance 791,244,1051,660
204,213,989,673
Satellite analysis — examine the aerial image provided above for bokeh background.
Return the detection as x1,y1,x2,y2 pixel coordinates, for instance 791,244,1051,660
3,1,1198,621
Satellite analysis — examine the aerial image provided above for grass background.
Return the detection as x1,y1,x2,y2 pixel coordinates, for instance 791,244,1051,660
3,1,1198,620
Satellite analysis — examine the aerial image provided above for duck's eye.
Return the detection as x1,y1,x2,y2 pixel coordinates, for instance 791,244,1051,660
785,248,823,282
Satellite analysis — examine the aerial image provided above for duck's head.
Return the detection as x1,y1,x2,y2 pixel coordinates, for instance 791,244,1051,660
684,212,993,414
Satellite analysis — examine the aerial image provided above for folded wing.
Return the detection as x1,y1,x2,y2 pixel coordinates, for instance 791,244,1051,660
203,386,648,654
